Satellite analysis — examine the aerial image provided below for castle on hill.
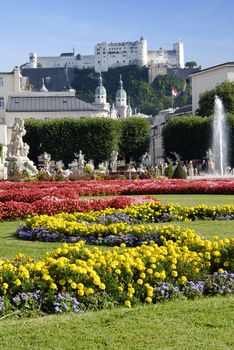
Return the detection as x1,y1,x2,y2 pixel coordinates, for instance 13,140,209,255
23,37,184,72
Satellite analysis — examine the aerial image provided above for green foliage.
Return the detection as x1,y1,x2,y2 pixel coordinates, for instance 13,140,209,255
185,61,197,68
172,162,187,179
197,81,234,116
162,115,212,161
162,114,234,167
71,67,191,115
24,118,118,166
164,163,174,178
118,117,150,163
152,74,185,96
24,117,150,166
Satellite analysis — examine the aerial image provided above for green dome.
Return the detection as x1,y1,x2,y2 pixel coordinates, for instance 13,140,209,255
95,73,106,96
116,75,126,99
95,85,106,95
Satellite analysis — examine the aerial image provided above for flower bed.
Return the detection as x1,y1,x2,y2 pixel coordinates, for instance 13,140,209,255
0,238,233,317
0,196,151,220
18,201,234,244
0,178,234,197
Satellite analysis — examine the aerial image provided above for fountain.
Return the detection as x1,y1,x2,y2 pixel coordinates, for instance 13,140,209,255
212,95,229,176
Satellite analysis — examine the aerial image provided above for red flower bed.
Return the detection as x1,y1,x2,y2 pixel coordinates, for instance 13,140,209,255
0,179,233,220
0,179,234,198
0,196,146,220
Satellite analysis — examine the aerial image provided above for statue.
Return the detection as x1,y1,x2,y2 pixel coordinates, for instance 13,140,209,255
74,150,86,174
140,152,149,169
110,150,118,172
6,120,38,176
206,148,214,161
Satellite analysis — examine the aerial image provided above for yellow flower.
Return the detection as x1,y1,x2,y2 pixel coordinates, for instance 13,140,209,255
99,283,106,290
59,279,66,286
14,279,21,286
218,268,224,273
77,289,84,296
145,297,152,303
42,274,51,281
171,270,178,277
180,276,187,284
70,282,77,289
137,278,143,285
2,283,8,290
223,261,229,267
124,300,131,308
50,283,57,290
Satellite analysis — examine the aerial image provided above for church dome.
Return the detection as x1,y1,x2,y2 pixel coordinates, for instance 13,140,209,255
115,75,126,99
95,73,106,95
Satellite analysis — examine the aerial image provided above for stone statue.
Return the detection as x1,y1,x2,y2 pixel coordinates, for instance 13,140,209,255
6,120,38,176
140,152,149,169
74,150,86,174
8,120,26,158
38,152,51,170
110,150,118,172
206,148,214,161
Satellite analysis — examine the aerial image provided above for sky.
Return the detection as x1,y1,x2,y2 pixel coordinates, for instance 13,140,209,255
1,0,234,71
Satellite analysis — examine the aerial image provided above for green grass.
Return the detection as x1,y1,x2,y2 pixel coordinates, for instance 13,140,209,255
0,221,61,260
155,194,234,206
0,296,233,350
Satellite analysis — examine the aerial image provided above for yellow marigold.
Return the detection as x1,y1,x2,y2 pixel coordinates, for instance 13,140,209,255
99,283,106,290
77,289,84,296
171,270,178,277
70,282,77,289
118,286,124,292
137,278,143,285
124,300,131,308
218,268,224,273
145,297,152,303
42,274,51,281
223,261,229,267
213,250,221,257
180,276,187,284
2,283,8,290
50,283,57,290
14,279,21,286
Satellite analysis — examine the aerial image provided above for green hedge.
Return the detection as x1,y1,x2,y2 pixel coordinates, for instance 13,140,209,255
24,117,150,166
162,114,234,167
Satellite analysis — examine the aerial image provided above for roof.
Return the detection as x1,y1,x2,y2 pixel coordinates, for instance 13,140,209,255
171,104,192,116
190,62,234,77
6,95,103,112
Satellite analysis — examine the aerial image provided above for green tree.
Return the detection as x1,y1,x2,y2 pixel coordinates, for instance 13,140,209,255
185,61,197,68
119,117,150,163
197,81,234,116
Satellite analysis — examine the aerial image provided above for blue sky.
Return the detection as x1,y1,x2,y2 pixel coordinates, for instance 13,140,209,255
1,0,233,71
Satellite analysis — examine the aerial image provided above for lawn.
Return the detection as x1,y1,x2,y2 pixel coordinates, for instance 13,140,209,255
0,194,233,349
0,296,233,350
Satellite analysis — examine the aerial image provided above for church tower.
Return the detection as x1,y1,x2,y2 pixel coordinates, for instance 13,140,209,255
93,73,110,111
115,75,128,118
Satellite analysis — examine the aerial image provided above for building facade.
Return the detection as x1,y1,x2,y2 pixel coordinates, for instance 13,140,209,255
23,37,184,72
191,62,234,114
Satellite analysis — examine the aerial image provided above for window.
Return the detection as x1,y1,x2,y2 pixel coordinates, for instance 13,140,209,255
0,77,3,87
0,97,4,108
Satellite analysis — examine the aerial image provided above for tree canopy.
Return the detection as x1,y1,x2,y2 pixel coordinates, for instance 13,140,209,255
197,81,234,116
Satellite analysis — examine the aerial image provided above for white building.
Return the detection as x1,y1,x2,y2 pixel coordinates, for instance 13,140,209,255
23,37,184,72
191,62,234,114
3,72,131,126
